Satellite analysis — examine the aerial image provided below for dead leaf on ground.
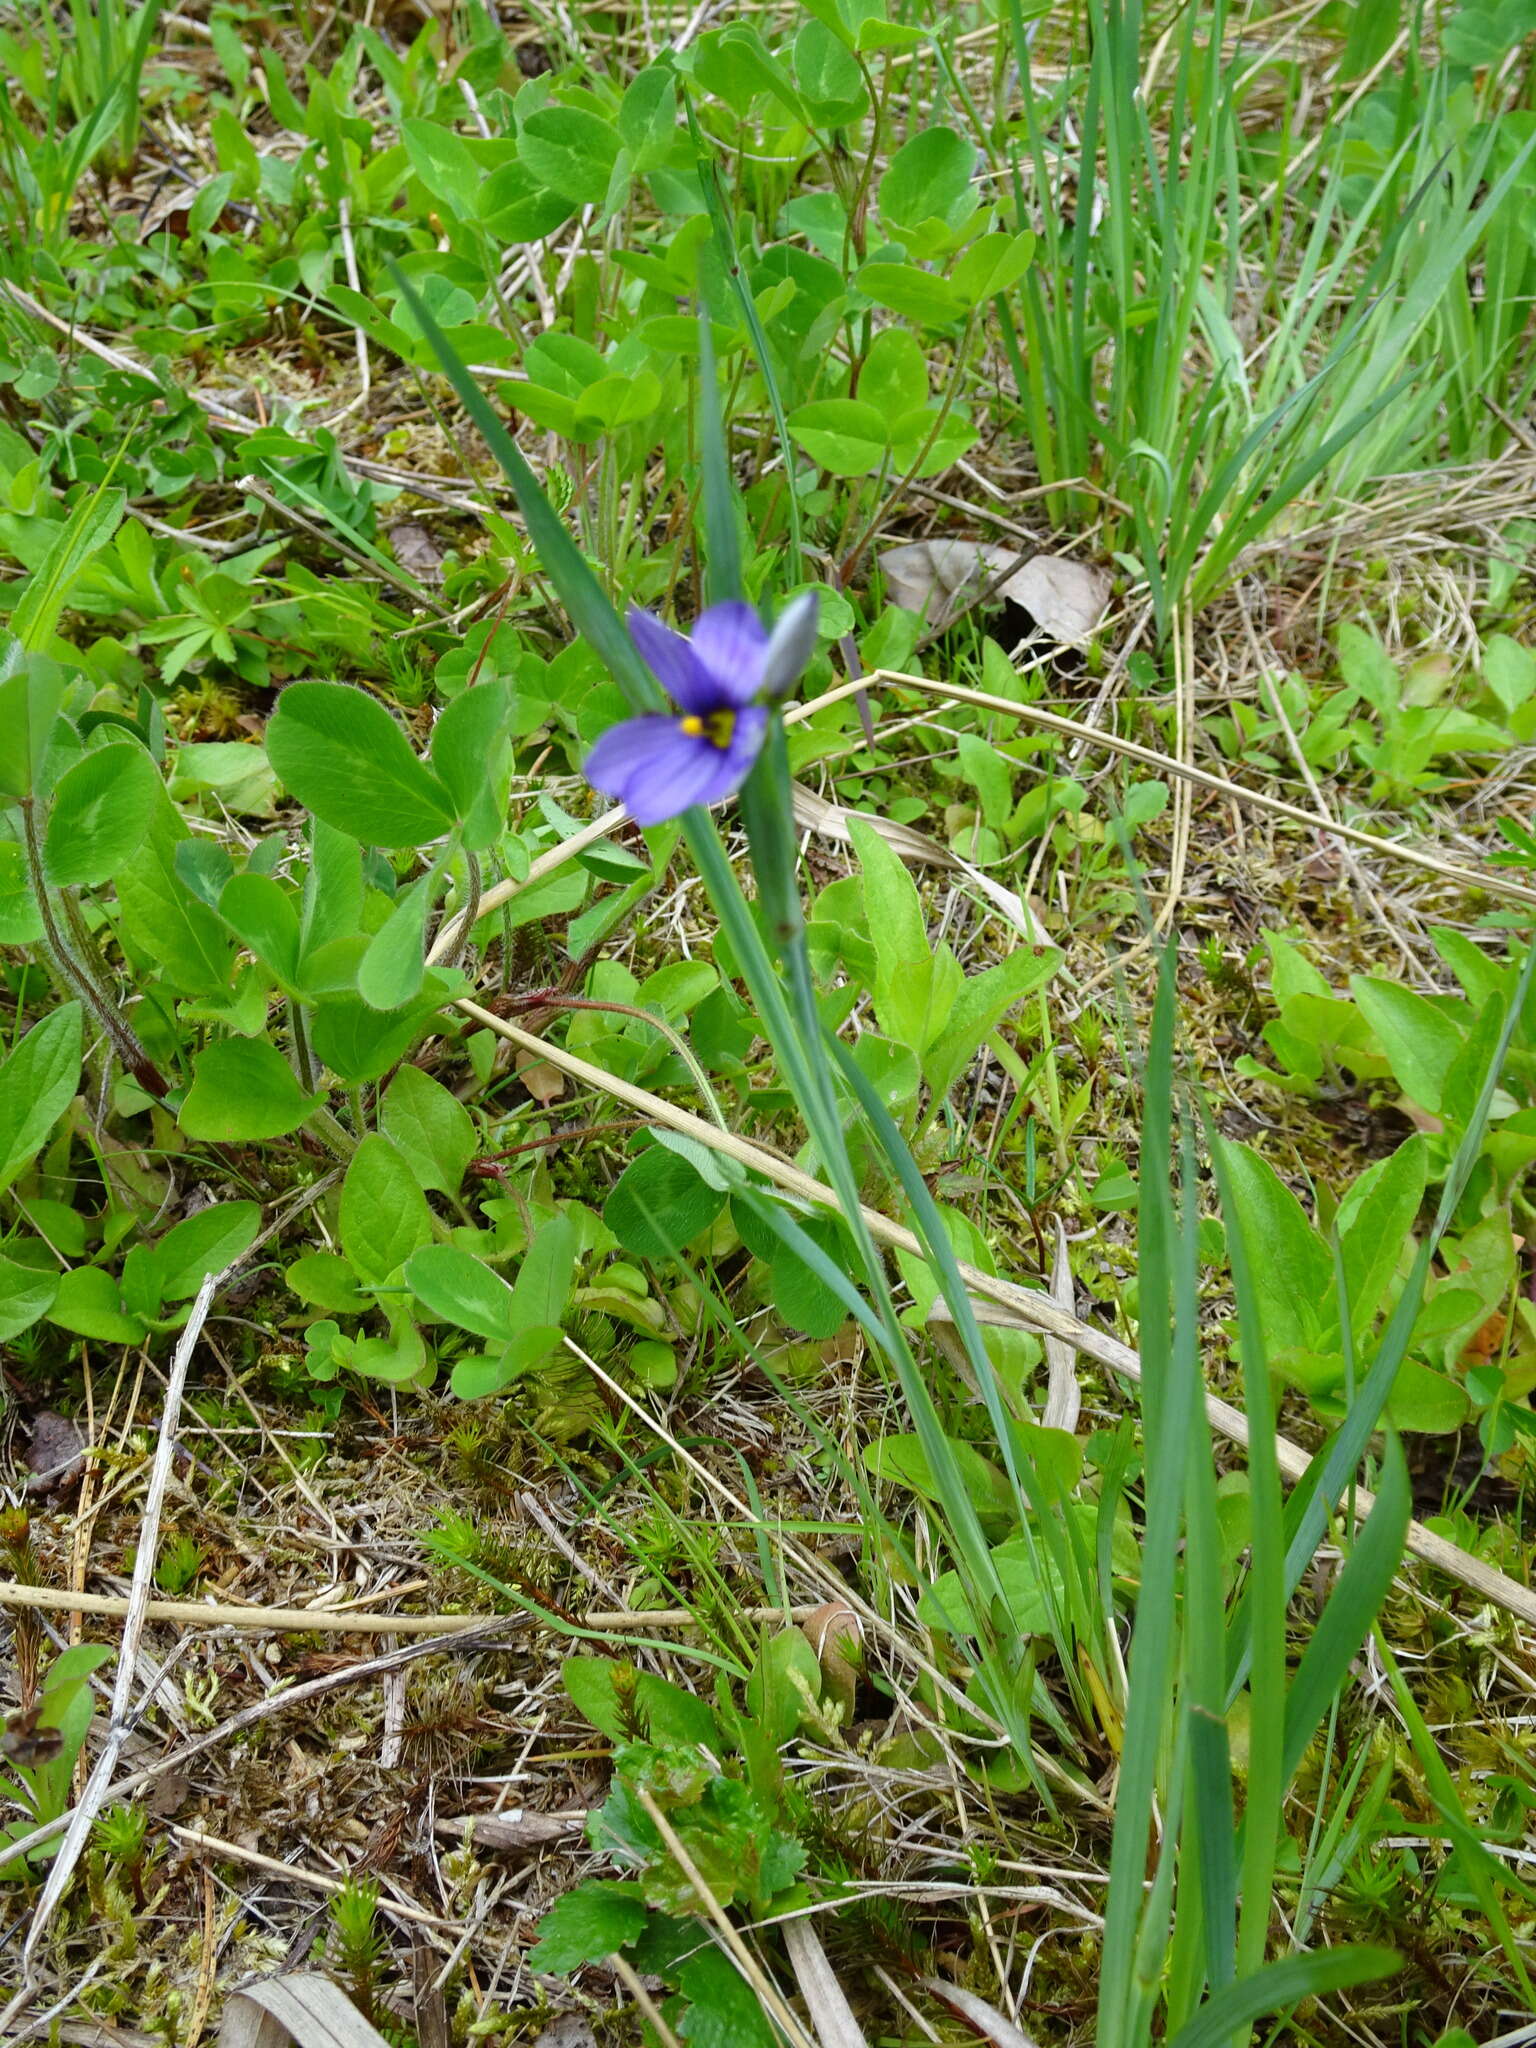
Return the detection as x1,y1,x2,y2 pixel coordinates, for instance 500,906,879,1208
515,1049,567,1105
922,1979,1043,2048
878,538,1110,644
24,1409,86,1494
388,521,445,586
790,785,1051,945
434,1808,588,1852
217,1973,393,2048
528,2020,598,2048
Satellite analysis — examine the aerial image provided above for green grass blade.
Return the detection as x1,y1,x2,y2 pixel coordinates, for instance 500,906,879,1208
695,294,743,608
1163,1946,1400,2048
1097,941,1185,2048
1375,1631,1536,2001
1280,1433,1409,1786
13,480,125,653
386,264,657,713
687,103,803,580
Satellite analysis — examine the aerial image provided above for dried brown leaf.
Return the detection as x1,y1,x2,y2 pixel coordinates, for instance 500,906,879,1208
217,1974,394,2048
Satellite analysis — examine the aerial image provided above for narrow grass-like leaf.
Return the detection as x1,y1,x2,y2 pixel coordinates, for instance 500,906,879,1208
687,102,803,578
695,294,743,608
1378,1638,1536,2005
1281,1433,1409,1785
13,481,125,654
1096,941,1184,2048
1164,1946,1400,2048
386,265,657,713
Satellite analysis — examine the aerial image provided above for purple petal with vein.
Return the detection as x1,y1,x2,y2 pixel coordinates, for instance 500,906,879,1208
627,609,714,713
688,601,769,707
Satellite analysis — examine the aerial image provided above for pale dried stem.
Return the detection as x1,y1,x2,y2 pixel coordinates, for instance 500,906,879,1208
452,1000,1536,1640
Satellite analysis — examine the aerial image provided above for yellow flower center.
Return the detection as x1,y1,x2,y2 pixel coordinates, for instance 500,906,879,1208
678,710,736,750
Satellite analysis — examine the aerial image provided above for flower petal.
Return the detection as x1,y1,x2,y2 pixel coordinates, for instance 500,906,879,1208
721,704,769,785
760,590,820,700
584,716,687,798
627,608,715,714
585,714,764,824
621,730,750,823
688,601,769,707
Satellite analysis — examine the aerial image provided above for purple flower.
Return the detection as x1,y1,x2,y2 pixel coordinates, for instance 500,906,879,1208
585,594,819,826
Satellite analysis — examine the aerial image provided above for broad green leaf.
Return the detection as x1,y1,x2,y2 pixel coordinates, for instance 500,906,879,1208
1218,1142,1331,1356
405,1242,516,1340
923,943,1063,1103
310,992,438,1084
792,17,867,121
1334,1137,1428,1336
265,682,456,848
1385,1356,1467,1432
401,117,481,215
1482,632,1536,715
563,1655,720,1748
47,1265,146,1343
381,1066,476,1196
864,1432,1017,1537
154,1201,261,1300
357,870,436,1010
0,1249,58,1341
448,1323,563,1398
341,1134,435,1287
430,679,513,850
1350,976,1465,1115
117,789,237,996
42,741,159,888
0,1003,81,1194
950,229,1036,306
786,398,891,476
300,818,365,957
528,1882,649,1971
745,1629,827,1743
604,1144,724,1260
877,126,978,254
180,1038,322,1141
848,814,962,1053
858,328,929,418
349,1310,430,1385
0,648,70,801
509,1212,577,1326
12,484,125,654
1336,621,1398,715
478,162,577,241
918,1534,1063,1639
617,64,678,169
855,259,965,326
219,872,302,988
847,814,927,962
0,840,42,943
517,106,621,203
286,1251,369,1314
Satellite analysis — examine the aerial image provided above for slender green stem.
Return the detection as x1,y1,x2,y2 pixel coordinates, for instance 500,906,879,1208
19,797,169,1100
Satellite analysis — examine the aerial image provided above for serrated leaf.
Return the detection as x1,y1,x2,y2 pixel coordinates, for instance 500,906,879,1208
528,1881,649,1970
